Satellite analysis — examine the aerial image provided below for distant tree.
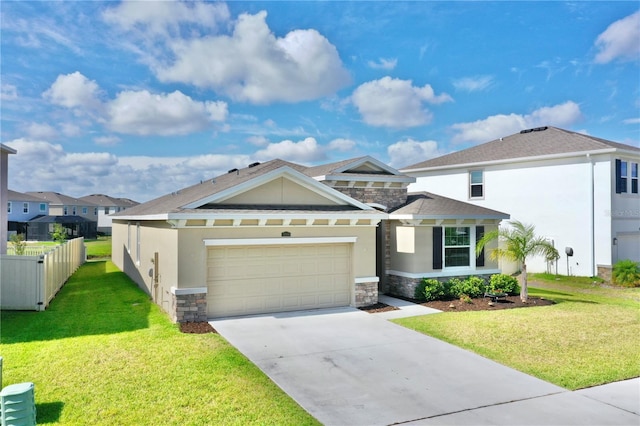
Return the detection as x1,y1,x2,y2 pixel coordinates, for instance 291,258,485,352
51,223,68,244
476,220,559,302
9,233,27,255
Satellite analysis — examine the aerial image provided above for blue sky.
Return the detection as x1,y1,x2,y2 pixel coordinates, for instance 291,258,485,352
2,1,639,202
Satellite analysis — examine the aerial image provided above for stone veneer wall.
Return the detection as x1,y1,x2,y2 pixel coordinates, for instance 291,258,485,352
386,273,496,299
172,292,208,323
597,265,612,283
333,187,408,211
355,281,378,307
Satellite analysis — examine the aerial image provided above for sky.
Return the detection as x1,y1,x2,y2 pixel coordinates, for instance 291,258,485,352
2,1,639,203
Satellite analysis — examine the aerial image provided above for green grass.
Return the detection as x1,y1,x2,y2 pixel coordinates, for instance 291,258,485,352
84,236,112,259
0,261,319,425
394,277,640,390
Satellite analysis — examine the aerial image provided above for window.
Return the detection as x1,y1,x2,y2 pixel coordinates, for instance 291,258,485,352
105,207,110,214
469,170,483,198
136,222,141,264
71,206,76,215
82,207,88,214
39,203,46,212
615,159,628,193
7,202,11,214
23,202,29,214
444,227,471,267
94,207,98,215
632,163,638,194
63,206,68,215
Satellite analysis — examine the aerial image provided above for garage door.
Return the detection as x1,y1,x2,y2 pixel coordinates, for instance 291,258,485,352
206,243,352,318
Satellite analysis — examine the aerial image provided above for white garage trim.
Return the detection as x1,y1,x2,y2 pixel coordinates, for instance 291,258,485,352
355,276,379,283
203,236,357,246
171,287,207,295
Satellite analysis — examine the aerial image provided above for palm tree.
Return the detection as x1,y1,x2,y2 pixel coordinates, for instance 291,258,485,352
476,220,559,302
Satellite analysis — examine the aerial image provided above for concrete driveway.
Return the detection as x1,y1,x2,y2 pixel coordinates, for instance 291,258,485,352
210,305,639,426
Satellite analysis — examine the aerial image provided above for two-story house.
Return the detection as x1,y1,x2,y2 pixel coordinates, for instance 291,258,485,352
402,126,640,279
7,190,49,239
79,194,139,235
25,191,98,240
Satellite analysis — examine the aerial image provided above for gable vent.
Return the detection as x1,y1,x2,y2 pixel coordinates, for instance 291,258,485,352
248,162,260,168
228,168,239,174
520,126,548,134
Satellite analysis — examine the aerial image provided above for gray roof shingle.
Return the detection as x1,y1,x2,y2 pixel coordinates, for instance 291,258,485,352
402,126,640,170
390,192,509,219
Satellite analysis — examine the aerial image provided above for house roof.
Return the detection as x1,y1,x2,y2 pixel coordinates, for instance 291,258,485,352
79,194,139,208
1,143,17,154
389,192,509,220
113,159,387,219
8,190,47,203
402,126,640,171
26,191,99,206
304,156,415,184
28,215,93,224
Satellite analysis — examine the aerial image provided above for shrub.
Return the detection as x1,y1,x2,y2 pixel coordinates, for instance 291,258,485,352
489,274,520,294
449,276,486,298
9,233,27,255
445,278,464,299
612,260,640,287
421,279,446,301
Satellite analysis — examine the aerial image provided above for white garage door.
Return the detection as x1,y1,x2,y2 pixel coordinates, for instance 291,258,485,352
207,243,352,318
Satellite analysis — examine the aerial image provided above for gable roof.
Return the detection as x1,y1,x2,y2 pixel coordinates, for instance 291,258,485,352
304,156,415,184
8,190,47,203
390,192,509,220
79,194,139,208
402,126,640,171
114,159,385,219
26,191,98,206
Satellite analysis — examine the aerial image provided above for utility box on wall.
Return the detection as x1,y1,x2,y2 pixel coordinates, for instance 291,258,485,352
0,382,36,426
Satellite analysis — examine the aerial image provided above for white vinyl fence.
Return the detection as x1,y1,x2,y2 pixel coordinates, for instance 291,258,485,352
0,238,86,311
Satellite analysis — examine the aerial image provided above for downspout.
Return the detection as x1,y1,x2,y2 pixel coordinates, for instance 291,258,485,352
587,153,595,277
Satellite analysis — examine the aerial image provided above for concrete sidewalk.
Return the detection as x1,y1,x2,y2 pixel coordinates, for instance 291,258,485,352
211,304,639,425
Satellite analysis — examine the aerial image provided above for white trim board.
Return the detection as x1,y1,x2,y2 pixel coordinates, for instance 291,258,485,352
204,236,358,246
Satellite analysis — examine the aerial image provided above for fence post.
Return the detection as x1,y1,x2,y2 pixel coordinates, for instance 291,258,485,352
37,255,45,311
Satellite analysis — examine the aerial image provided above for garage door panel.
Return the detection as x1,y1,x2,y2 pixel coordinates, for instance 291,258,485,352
207,243,352,317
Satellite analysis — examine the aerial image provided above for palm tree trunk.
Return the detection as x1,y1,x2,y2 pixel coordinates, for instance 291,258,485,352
521,263,528,302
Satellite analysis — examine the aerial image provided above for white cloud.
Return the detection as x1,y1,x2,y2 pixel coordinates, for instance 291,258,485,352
387,138,444,168
107,90,227,136
367,58,398,70
452,75,494,92
108,7,351,104
60,123,82,137
328,138,356,152
594,10,640,64
1,84,18,100
43,71,103,111
450,101,583,144
254,137,326,163
623,117,640,124
351,77,452,128
246,135,270,147
94,135,121,146
25,122,57,139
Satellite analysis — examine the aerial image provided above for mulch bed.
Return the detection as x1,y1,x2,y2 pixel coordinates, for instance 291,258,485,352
180,321,217,334
358,295,554,313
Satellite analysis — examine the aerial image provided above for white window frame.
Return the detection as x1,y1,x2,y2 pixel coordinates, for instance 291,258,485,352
63,206,68,215
72,206,77,215
469,170,484,199
443,226,473,268
632,162,638,194
82,207,88,214
22,202,29,214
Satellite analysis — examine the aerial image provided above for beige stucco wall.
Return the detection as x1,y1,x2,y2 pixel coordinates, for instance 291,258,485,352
389,220,500,274
222,177,344,205
113,219,378,310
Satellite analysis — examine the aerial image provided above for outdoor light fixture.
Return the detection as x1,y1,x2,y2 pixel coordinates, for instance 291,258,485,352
613,237,617,246
281,231,291,237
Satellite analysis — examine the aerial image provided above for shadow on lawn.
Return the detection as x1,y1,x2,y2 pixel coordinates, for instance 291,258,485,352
36,401,64,424
0,261,151,344
531,287,600,305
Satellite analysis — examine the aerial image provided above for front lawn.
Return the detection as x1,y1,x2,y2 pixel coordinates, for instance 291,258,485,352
0,261,319,425
394,276,640,390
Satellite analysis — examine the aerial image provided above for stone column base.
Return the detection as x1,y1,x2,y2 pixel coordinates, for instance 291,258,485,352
171,287,208,323
355,280,378,307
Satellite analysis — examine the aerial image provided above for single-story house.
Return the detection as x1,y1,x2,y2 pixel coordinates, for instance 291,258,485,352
112,156,510,321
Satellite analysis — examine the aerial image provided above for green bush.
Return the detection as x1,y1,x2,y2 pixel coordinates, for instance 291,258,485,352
489,274,520,294
612,260,640,287
9,233,26,255
421,278,446,301
449,276,486,298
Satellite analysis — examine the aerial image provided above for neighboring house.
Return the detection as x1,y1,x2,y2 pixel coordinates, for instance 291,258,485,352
112,156,510,322
402,126,640,279
1,143,17,254
7,190,49,239
25,191,98,240
79,194,139,235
